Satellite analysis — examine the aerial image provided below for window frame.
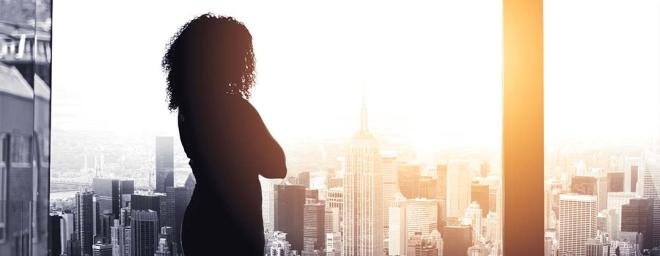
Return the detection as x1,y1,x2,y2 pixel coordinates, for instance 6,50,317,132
502,0,544,254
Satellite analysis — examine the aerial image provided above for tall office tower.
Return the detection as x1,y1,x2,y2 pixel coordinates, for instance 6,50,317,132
155,136,174,193
119,180,134,208
381,152,399,235
610,241,636,256
298,171,311,188
608,172,624,192
443,225,472,256
131,193,165,225
641,160,660,248
91,242,112,256
342,94,383,256
325,207,341,236
418,177,437,199
327,187,343,217
596,174,609,212
389,195,404,256
558,194,597,256
471,184,490,216
49,214,63,256
488,186,499,213
131,210,159,256
60,211,76,256
406,199,439,253
398,164,421,199
446,161,472,220
303,202,325,252
165,186,192,254
388,196,439,256
436,164,448,226
485,212,499,243
274,183,306,252
265,231,292,256
624,157,641,193
621,198,652,249
261,177,275,232
93,178,120,219
325,232,342,256
545,182,553,229
462,202,483,243
630,165,639,193
573,175,609,211
111,219,130,256
119,208,131,227
77,191,95,256
97,212,113,243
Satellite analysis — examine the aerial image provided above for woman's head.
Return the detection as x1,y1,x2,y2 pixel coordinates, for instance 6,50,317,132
162,14,255,111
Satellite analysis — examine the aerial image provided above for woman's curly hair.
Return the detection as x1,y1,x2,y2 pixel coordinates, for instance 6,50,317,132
162,13,256,111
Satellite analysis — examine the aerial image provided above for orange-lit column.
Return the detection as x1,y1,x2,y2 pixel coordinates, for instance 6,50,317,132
502,0,544,254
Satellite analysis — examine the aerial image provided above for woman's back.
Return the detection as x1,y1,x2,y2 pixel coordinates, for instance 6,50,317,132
179,96,285,255
162,14,286,255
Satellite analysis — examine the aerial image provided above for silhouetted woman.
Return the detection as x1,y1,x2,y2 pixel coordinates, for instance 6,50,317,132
162,14,287,255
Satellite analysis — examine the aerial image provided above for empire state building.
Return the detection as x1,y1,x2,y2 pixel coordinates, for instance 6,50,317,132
342,93,383,256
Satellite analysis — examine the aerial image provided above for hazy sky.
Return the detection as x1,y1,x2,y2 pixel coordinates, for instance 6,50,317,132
52,0,659,152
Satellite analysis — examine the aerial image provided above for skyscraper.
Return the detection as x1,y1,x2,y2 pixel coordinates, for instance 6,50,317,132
261,177,275,232
558,194,597,256
303,201,325,253
131,210,159,256
111,219,130,256
155,136,174,193
462,202,483,243
389,197,439,256
165,186,192,254
93,178,120,220
621,198,652,249
418,177,437,199
470,184,490,216
274,183,305,252
77,191,95,256
436,164,447,228
381,152,399,234
131,193,165,224
443,225,472,256
641,161,660,248
398,164,421,199
119,180,134,208
446,161,471,220
608,172,624,192
342,92,383,256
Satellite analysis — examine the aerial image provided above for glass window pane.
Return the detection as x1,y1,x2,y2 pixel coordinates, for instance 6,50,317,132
545,1,660,255
52,1,502,256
